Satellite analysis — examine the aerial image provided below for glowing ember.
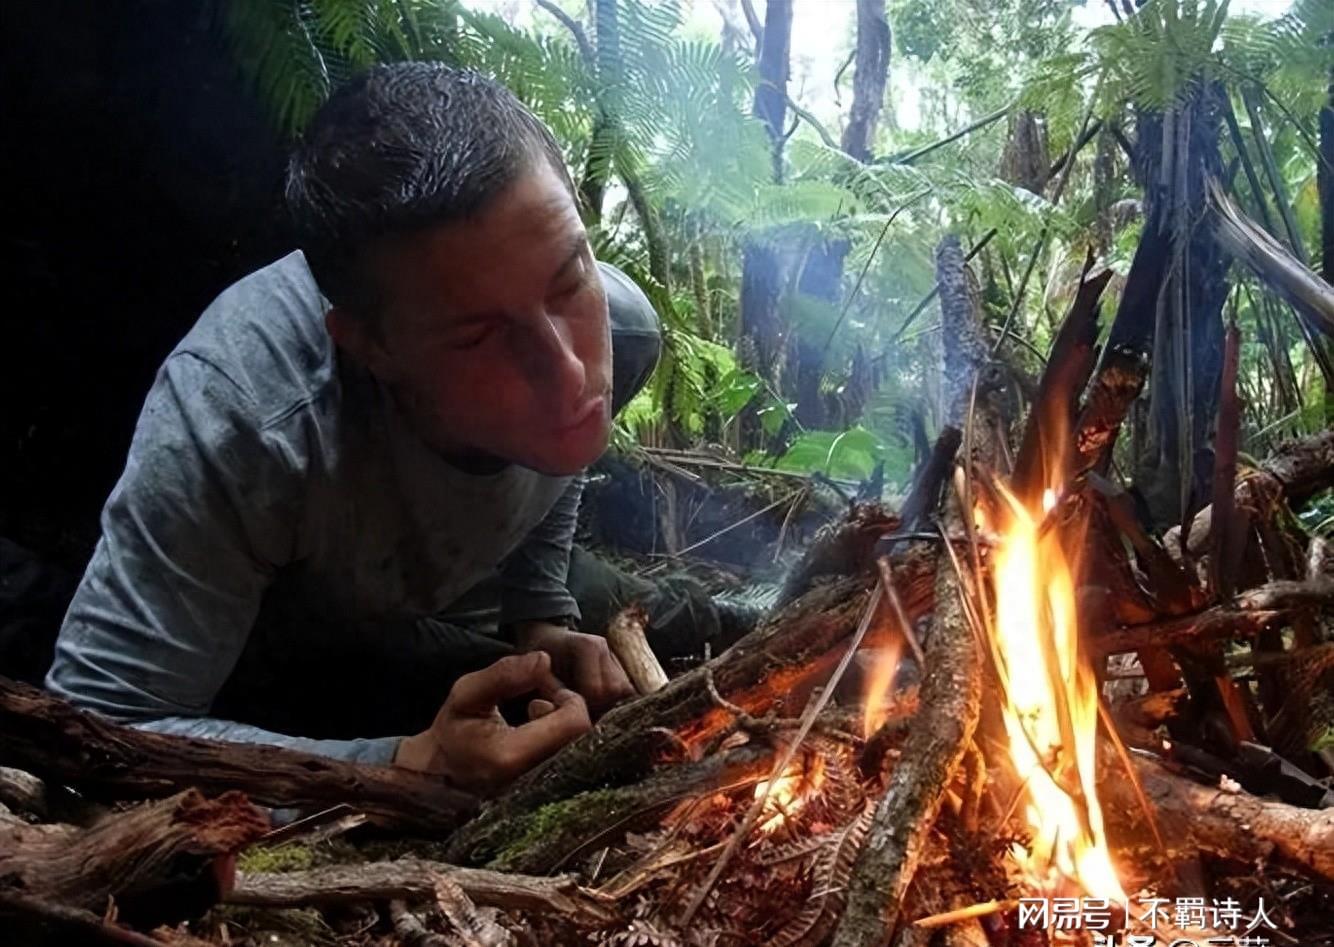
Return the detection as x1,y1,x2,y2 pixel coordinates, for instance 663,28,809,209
753,755,826,833
987,480,1125,901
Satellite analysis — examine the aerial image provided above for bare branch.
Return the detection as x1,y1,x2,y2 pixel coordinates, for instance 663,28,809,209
534,0,594,65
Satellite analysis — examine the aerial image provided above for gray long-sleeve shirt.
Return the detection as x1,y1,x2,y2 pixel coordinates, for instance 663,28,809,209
46,251,655,766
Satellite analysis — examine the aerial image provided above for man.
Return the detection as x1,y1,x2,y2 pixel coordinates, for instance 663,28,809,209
46,63,688,794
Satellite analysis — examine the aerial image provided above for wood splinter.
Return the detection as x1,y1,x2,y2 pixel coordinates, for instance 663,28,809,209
606,605,668,694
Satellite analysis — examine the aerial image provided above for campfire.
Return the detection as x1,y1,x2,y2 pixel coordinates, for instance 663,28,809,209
2,238,1332,947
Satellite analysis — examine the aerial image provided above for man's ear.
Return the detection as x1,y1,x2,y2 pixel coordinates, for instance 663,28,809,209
326,306,394,378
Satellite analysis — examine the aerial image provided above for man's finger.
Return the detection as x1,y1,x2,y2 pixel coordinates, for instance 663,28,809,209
578,651,633,705
449,652,563,714
528,698,556,719
504,688,591,773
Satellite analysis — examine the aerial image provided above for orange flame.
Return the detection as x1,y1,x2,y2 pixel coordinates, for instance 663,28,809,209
987,481,1124,900
754,755,826,833
862,639,904,739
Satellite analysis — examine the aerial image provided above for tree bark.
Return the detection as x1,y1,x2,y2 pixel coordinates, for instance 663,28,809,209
738,0,795,444
0,678,476,833
229,859,616,927
0,789,267,917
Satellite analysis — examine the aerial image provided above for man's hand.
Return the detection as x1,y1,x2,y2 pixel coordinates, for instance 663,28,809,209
394,651,590,794
513,621,635,712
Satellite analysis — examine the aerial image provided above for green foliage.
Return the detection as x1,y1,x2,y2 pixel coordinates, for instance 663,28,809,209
219,0,1334,485
747,427,896,482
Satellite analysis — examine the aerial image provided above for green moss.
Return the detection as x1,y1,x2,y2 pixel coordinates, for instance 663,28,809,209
486,787,628,872
236,841,316,874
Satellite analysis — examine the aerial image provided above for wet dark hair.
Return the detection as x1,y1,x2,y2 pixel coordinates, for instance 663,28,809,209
286,62,573,311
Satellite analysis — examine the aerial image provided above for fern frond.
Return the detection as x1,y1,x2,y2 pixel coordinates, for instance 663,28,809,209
221,0,333,135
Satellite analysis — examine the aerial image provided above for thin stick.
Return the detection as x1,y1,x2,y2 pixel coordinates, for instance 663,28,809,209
876,556,925,665
772,484,810,563
639,489,803,574
1097,699,1166,855
820,188,932,357
678,579,885,925
889,103,1013,166
913,899,1019,929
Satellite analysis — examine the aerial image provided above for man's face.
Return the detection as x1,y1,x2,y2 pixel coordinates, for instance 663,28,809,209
340,160,612,476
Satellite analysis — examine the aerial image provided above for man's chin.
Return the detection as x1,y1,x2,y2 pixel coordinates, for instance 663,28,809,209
517,425,610,476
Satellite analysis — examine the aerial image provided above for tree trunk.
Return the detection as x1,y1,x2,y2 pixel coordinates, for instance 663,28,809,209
793,0,890,429
1130,84,1231,530
751,0,792,181
576,0,620,224
737,0,794,441
1322,67,1333,285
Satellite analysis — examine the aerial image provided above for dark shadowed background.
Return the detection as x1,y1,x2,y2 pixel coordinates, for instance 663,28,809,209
2,1,291,567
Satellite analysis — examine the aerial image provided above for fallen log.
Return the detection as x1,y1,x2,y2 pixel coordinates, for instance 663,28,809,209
1106,754,1334,883
0,677,476,834
227,858,617,928
482,743,774,874
0,789,267,916
1094,577,1334,655
1209,178,1334,343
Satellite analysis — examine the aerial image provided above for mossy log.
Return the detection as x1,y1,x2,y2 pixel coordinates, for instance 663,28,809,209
486,743,773,874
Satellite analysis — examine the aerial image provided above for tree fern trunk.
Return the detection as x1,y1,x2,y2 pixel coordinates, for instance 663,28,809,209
751,0,792,181
1131,85,1230,531
576,0,620,224
1321,65,1333,421
792,0,889,429
738,0,794,450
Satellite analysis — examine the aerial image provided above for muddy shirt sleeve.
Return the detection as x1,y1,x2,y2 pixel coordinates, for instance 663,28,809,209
497,475,583,628
45,353,399,766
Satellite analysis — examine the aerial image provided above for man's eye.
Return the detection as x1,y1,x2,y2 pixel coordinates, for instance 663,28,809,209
551,277,585,301
446,325,494,350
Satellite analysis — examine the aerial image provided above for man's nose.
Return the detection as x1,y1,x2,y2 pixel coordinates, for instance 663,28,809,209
518,311,587,403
